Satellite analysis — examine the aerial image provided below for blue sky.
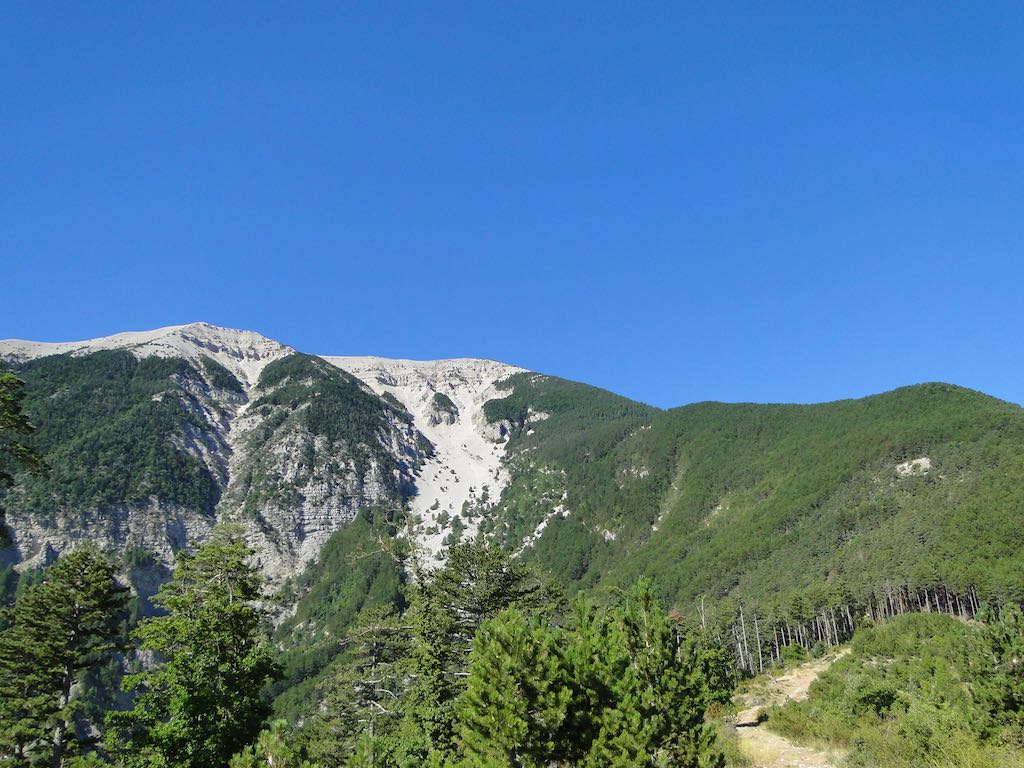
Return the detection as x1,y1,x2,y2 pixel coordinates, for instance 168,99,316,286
3,3,1023,408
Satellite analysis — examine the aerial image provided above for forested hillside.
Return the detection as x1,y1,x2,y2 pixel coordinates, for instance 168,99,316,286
494,379,1024,668
5,350,236,519
0,340,434,586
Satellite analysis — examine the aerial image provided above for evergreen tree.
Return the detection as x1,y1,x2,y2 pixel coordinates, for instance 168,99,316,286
967,604,1024,740
0,547,127,768
228,721,319,768
455,609,570,768
392,538,548,765
307,605,409,767
581,581,724,767
0,370,48,544
451,582,727,767
106,526,281,768
422,536,546,671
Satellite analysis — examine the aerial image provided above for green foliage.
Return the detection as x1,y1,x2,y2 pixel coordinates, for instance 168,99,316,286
107,526,281,768
0,370,49,487
254,354,407,447
66,755,113,768
454,581,727,767
966,604,1024,739
199,356,244,394
229,721,320,768
431,392,457,411
0,564,44,613
0,547,128,767
305,605,409,765
482,373,655,558
0,370,49,541
3,351,221,516
780,644,807,665
305,545,729,767
769,613,1024,767
0,565,14,610
491,379,1024,630
455,609,571,767
483,373,655,440
271,509,407,721
391,538,550,765
430,392,458,421
381,392,412,420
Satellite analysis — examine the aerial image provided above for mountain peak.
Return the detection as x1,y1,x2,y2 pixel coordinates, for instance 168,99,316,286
0,322,294,389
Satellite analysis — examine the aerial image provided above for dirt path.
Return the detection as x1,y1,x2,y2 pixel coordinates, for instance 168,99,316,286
733,650,849,768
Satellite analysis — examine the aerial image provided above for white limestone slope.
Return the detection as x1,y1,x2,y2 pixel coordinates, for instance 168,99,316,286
324,356,525,565
0,322,293,389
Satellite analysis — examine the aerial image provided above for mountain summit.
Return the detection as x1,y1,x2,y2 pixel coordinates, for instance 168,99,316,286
0,324,535,579
1,323,294,389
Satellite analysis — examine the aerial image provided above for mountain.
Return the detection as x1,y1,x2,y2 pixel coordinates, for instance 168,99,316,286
324,356,526,562
5,322,1024,701
0,324,527,586
495,379,1024,618
0,322,294,388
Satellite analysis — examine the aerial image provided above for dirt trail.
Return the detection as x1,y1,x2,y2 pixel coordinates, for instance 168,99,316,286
733,650,849,768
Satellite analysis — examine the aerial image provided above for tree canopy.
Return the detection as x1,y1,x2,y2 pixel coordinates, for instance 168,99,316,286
107,526,281,768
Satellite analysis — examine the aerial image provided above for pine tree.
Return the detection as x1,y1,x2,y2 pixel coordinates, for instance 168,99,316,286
106,525,281,768
392,537,549,765
581,581,724,767
451,582,728,767
0,547,127,768
456,609,570,767
308,605,409,767
423,537,546,671
228,721,319,768
967,604,1024,740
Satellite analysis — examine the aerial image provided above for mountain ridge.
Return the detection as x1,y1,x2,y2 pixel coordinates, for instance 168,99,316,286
0,324,538,582
0,323,531,391
4,325,1023,609
6,323,1024,720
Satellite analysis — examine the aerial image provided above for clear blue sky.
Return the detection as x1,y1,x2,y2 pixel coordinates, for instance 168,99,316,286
3,3,1023,408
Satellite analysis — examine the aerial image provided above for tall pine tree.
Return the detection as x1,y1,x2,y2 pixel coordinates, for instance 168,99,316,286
106,525,281,768
307,605,409,767
0,547,127,768
392,537,549,766
456,609,571,767
452,581,727,767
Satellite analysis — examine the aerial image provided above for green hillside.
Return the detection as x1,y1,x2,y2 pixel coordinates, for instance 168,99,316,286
226,353,431,527
489,379,1024,651
270,507,407,721
1,350,236,521
6,353,1024,765
481,372,658,572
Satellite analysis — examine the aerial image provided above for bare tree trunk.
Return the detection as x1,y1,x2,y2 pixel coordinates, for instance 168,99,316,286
739,606,751,674
753,614,764,674
51,666,73,768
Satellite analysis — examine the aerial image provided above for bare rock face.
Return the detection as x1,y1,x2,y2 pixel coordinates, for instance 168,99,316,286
0,329,252,576
4,501,216,572
217,360,431,584
323,356,524,566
